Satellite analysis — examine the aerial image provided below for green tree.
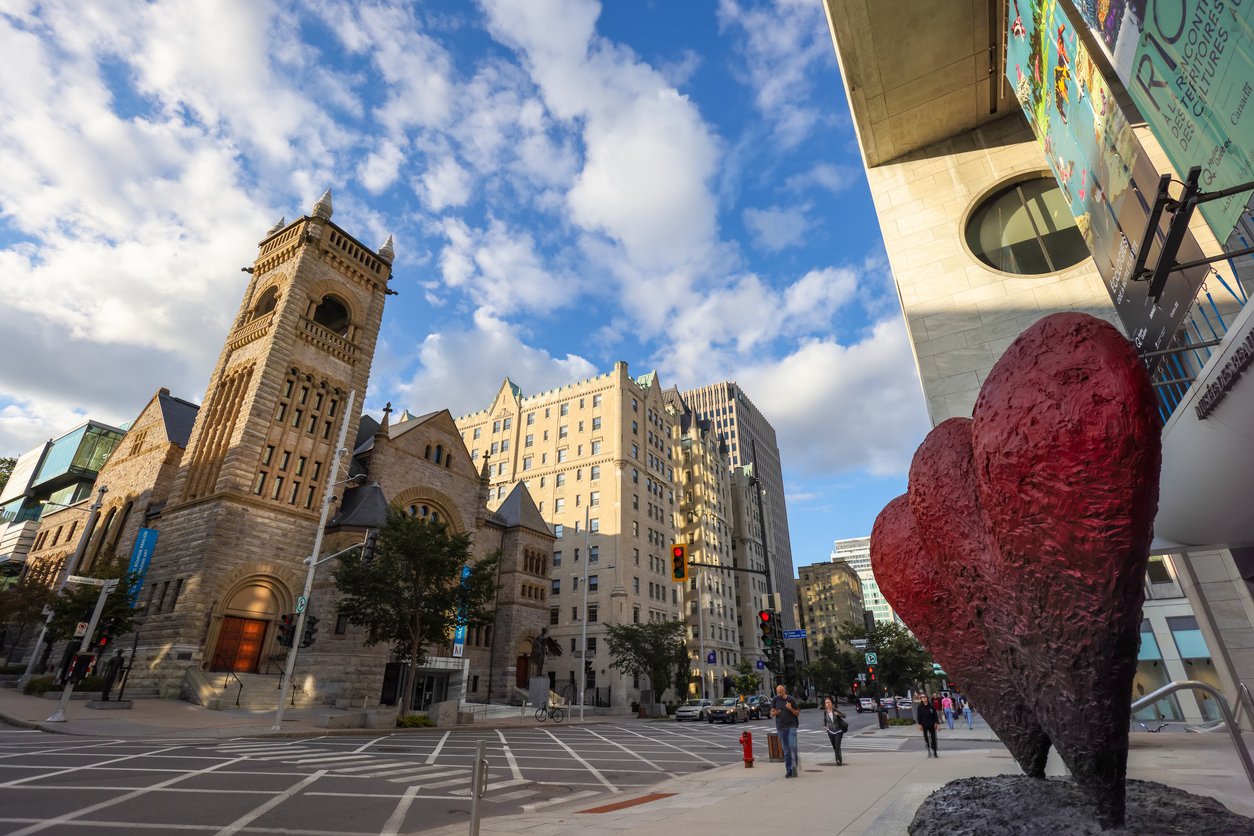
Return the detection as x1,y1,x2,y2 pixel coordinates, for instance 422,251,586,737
332,507,499,717
603,619,686,705
0,456,15,495
804,637,863,700
0,561,57,663
836,620,935,697
731,657,762,696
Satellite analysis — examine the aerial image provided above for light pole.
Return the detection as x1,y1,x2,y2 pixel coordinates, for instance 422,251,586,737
272,390,358,730
19,485,108,686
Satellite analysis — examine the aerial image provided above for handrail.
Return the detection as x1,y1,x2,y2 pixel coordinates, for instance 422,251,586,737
223,672,244,708
1234,683,1254,727
1130,679,1254,792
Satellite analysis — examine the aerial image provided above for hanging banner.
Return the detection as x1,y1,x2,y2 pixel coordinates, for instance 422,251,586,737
125,527,158,607
1071,0,1254,242
452,564,471,658
1006,0,1212,363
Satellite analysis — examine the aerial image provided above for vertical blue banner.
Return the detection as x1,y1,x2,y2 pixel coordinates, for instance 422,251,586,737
452,564,471,658
126,527,159,606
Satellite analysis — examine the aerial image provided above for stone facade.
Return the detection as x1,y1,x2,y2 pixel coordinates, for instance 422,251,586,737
796,560,864,660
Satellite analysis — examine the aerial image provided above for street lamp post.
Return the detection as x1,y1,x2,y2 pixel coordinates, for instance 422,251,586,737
19,485,108,686
272,390,356,730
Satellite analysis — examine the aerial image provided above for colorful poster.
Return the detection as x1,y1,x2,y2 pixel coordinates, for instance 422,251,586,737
1007,0,1211,362
1071,0,1254,242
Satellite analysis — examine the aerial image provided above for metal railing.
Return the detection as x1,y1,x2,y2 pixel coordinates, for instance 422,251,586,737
223,672,243,708
1130,679,1254,792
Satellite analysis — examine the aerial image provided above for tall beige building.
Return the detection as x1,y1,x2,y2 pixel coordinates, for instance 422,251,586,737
664,388,744,699
796,560,864,660
456,363,683,707
681,383,797,645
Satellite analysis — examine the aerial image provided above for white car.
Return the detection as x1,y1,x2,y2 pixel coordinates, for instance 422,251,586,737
674,699,713,721
856,697,878,713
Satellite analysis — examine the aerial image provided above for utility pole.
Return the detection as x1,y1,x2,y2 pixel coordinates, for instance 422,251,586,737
20,485,108,686
273,390,355,730
578,505,590,722
749,440,779,684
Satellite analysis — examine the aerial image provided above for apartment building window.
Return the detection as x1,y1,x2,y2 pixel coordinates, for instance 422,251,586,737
632,398,638,412
493,420,501,433
589,491,600,507
633,548,640,565
554,524,564,538
558,448,569,463
587,637,597,654
633,607,640,623
591,441,602,455
550,607,559,625
589,545,599,563
491,441,499,454
523,456,533,471
593,394,602,407
588,574,599,593
503,417,512,430
559,425,569,438
572,606,579,621
588,605,598,623
632,443,639,459
633,577,640,593
560,403,570,416
527,412,535,425
632,420,638,434
553,551,562,567
555,498,565,512
551,579,560,595
525,434,534,447
589,518,599,532
632,468,638,483
633,521,639,536
473,428,481,439
500,439,509,451
592,417,602,430
556,473,566,487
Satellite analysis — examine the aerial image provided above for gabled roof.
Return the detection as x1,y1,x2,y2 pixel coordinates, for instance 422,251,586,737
157,390,199,447
635,370,658,390
492,482,552,537
353,409,443,455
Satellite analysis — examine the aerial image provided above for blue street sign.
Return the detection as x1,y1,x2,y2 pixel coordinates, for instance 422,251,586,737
126,528,159,606
782,629,806,639
755,660,766,670
706,651,716,664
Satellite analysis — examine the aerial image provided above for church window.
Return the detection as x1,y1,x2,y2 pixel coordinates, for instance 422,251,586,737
311,461,322,480
435,445,443,464
253,473,266,495
275,403,287,422
313,392,323,410
279,451,290,471
328,398,338,418
425,445,432,459
282,380,293,398
298,386,309,404
312,295,350,336
289,482,301,504
322,421,332,439
307,415,317,433
253,286,279,318
305,487,316,509
271,476,284,500
446,456,451,469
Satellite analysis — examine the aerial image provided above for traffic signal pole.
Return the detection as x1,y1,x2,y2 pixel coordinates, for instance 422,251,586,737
272,390,355,731
46,578,118,722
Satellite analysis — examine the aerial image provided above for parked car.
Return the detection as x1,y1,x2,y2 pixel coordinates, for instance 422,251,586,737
707,698,749,724
746,695,770,719
674,699,713,721
856,697,878,713
896,697,913,711
880,697,896,710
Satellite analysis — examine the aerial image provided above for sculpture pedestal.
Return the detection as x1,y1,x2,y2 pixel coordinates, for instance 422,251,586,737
528,677,551,708
909,776,1252,835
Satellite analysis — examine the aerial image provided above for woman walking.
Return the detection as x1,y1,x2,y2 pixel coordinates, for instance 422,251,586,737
823,697,848,766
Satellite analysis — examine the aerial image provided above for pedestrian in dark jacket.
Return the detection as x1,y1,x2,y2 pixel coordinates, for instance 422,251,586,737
917,697,940,757
822,698,848,766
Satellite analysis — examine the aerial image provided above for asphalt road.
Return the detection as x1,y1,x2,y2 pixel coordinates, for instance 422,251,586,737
0,707,986,835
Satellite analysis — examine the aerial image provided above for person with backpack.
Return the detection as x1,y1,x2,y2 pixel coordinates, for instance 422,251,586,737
822,697,848,766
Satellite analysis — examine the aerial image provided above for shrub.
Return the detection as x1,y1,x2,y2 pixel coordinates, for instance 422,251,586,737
23,676,56,695
889,717,915,726
1,664,28,675
396,714,435,729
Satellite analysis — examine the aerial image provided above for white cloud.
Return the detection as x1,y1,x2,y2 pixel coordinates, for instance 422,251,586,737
743,204,811,252
717,0,835,147
438,218,574,315
393,311,598,419
785,162,860,195
420,154,474,211
735,318,930,476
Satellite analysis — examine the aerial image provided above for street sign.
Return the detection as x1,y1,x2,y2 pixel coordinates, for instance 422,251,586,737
782,629,806,639
295,595,308,614
706,652,716,664
865,652,878,665
858,673,867,682
755,660,765,670
66,575,106,587
74,622,88,637
851,639,868,648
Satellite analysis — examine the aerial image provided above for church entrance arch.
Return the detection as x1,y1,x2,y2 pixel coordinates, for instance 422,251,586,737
515,638,534,689
209,577,290,673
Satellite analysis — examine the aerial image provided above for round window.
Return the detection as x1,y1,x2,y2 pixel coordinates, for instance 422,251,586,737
965,178,1090,275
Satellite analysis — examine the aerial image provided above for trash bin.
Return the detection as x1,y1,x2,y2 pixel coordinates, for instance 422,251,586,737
766,731,784,762
877,709,889,729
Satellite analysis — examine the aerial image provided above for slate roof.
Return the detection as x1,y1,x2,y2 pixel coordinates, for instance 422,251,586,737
157,390,200,447
492,482,552,536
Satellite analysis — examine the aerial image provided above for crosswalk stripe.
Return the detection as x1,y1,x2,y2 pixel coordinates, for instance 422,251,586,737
521,790,600,812
329,761,416,774
288,755,374,765
419,776,476,789
490,788,539,803
379,767,467,782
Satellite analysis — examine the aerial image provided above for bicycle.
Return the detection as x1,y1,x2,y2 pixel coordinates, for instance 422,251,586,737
535,703,565,723
1137,720,1168,733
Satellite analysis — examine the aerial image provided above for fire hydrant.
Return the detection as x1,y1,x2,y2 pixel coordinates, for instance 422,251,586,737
739,730,754,768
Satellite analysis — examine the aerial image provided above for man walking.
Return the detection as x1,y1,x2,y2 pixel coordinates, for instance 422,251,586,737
770,683,801,777
917,695,939,757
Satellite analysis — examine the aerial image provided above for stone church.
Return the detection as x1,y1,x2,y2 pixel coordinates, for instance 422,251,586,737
23,192,553,710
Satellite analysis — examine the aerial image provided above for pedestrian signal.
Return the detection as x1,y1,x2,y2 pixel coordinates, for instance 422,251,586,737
277,613,296,648
301,615,320,648
670,544,688,583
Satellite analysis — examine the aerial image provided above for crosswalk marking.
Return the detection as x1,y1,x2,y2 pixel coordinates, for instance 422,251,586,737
491,788,540,803
288,755,374,765
521,789,601,812
331,761,419,774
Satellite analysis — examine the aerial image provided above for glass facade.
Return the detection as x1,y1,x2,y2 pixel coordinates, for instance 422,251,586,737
965,179,1089,275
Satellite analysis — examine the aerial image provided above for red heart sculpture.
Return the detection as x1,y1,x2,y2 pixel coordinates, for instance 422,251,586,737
871,313,1160,829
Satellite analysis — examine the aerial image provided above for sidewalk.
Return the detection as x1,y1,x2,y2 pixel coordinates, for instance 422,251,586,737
424,731,1254,836
0,687,621,738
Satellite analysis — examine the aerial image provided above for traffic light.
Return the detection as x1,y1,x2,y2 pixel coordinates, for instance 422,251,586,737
783,647,797,682
277,614,296,648
758,609,778,649
360,529,379,562
301,615,320,648
95,619,115,653
868,665,876,682
851,681,859,694
670,544,688,582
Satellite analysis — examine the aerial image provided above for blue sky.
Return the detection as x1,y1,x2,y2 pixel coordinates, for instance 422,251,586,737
0,0,930,574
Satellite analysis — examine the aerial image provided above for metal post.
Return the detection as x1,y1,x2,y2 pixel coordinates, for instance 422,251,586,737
749,440,778,682
273,389,355,730
468,739,487,836
696,565,707,698
579,505,589,722
116,629,140,702
20,485,108,686
1130,679,1254,792
46,578,117,722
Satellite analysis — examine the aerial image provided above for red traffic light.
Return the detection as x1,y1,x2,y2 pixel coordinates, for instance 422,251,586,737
759,610,772,622
670,544,689,582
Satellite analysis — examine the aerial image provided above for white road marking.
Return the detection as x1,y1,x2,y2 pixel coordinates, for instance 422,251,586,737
3,753,251,836
213,770,327,836
286,754,374,765
495,729,523,782
489,788,539,803
538,728,618,793
351,734,389,754
0,744,185,788
605,725,719,766
379,784,419,836
579,727,672,776
382,767,466,782
324,761,416,774
425,730,451,764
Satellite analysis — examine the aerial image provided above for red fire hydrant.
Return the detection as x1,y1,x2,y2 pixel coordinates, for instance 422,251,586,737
739,730,754,768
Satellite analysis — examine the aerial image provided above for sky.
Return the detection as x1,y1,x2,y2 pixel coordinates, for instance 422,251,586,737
0,0,931,575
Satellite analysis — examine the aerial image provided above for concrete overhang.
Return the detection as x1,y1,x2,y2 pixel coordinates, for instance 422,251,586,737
821,0,1016,168
1154,299,1254,549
